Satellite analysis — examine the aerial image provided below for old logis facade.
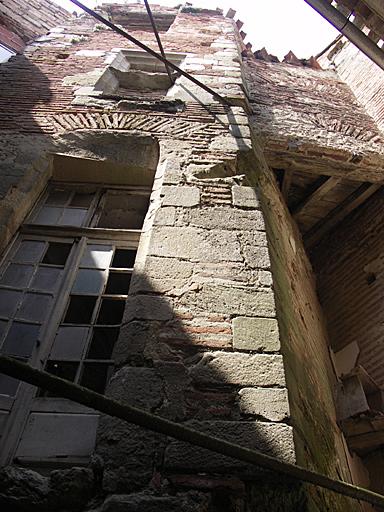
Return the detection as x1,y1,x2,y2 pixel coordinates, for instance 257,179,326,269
0,1,384,511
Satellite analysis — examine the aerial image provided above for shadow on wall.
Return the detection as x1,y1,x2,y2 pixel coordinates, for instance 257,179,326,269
95,271,305,512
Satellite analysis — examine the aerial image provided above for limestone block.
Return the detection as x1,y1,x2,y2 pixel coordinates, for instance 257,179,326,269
107,367,163,410
162,185,200,207
149,227,242,262
190,352,286,387
179,285,276,317
238,232,270,269
144,256,194,281
238,388,290,421
153,206,176,226
123,295,174,322
184,207,265,231
165,420,295,472
210,134,252,152
233,317,280,352
232,186,260,209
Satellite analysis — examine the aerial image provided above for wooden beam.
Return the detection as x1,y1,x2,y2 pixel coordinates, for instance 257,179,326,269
304,183,381,247
281,170,293,201
292,176,342,219
363,0,384,24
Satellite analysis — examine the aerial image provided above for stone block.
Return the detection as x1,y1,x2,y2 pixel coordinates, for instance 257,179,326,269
209,134,252,152
123,295,174,322
232,185,260,209
165,420,295,472
238,388,290,421
183,207,265,231
153,206,176,226
107,367,163,410
233,317,280,352
190,352,286,387
101,491,210,512
162,185,200,207
149,227,242,262
179,285,276,317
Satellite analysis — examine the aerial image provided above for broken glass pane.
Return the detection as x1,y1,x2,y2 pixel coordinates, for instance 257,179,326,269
81,363,110,393
14,241,46,264
112,249,136,269
31,267,62,293
0,264,34,288
45,189,71,206
42,243,72,266
70,192,94,208
0,289,22,317
63,295,97,324
2,322,40,357
17,293,52,323
87,327,119,359
97,299,125,325
42,361,78,396
50,326,89,360
0,373,20,396
72,269,106,295
81,245,113,269
33,206,62,225
105,272,131,295
59,208,88,227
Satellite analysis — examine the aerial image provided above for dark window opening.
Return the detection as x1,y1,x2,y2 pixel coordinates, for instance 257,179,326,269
87,327,119,359
63,295,97,324
42,243,72,266
97,299,125,325
105,272,132,295
112,249,136,269
80,363,110,393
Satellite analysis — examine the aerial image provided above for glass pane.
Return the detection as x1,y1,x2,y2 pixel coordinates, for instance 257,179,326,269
105,272,131,295
87,327,119,359
31,267,62,293
63,295,97,324
0,264,34,288
0,319,7,342
33,206,62,225
72,269,106,295
17,293,52,323
70,192,94,208
97,299,125,325
0,289,22,317
81,363,110,393
42,243,72,266
50,326,89,360
45,189,71,206
81,245,113,269
59,208,88,227
2,322,39,357
14,241,46,264
112,249,136,269
0,373,20,396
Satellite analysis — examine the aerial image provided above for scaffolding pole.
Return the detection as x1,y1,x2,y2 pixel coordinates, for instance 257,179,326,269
1,355,384,508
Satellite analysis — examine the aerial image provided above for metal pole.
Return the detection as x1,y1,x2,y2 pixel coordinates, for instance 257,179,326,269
143,0,173,85
304,0,384,71
68,0,230,105
1,355,384,508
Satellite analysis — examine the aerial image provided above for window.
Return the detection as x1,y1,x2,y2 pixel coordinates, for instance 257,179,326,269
0,182,150,466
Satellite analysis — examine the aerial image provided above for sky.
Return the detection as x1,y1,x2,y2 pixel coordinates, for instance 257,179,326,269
54,0,339,60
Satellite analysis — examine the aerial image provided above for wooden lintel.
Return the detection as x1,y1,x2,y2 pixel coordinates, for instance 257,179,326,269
292,176,342,219
305,183,382,248
281,170,293,201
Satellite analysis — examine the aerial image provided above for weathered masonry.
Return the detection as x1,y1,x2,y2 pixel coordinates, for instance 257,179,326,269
0,1,383,511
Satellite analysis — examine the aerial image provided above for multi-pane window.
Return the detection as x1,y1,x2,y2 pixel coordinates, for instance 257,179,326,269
0,182,149,465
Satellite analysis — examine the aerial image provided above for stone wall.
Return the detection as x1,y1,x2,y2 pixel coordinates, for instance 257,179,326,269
248,140,360,511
